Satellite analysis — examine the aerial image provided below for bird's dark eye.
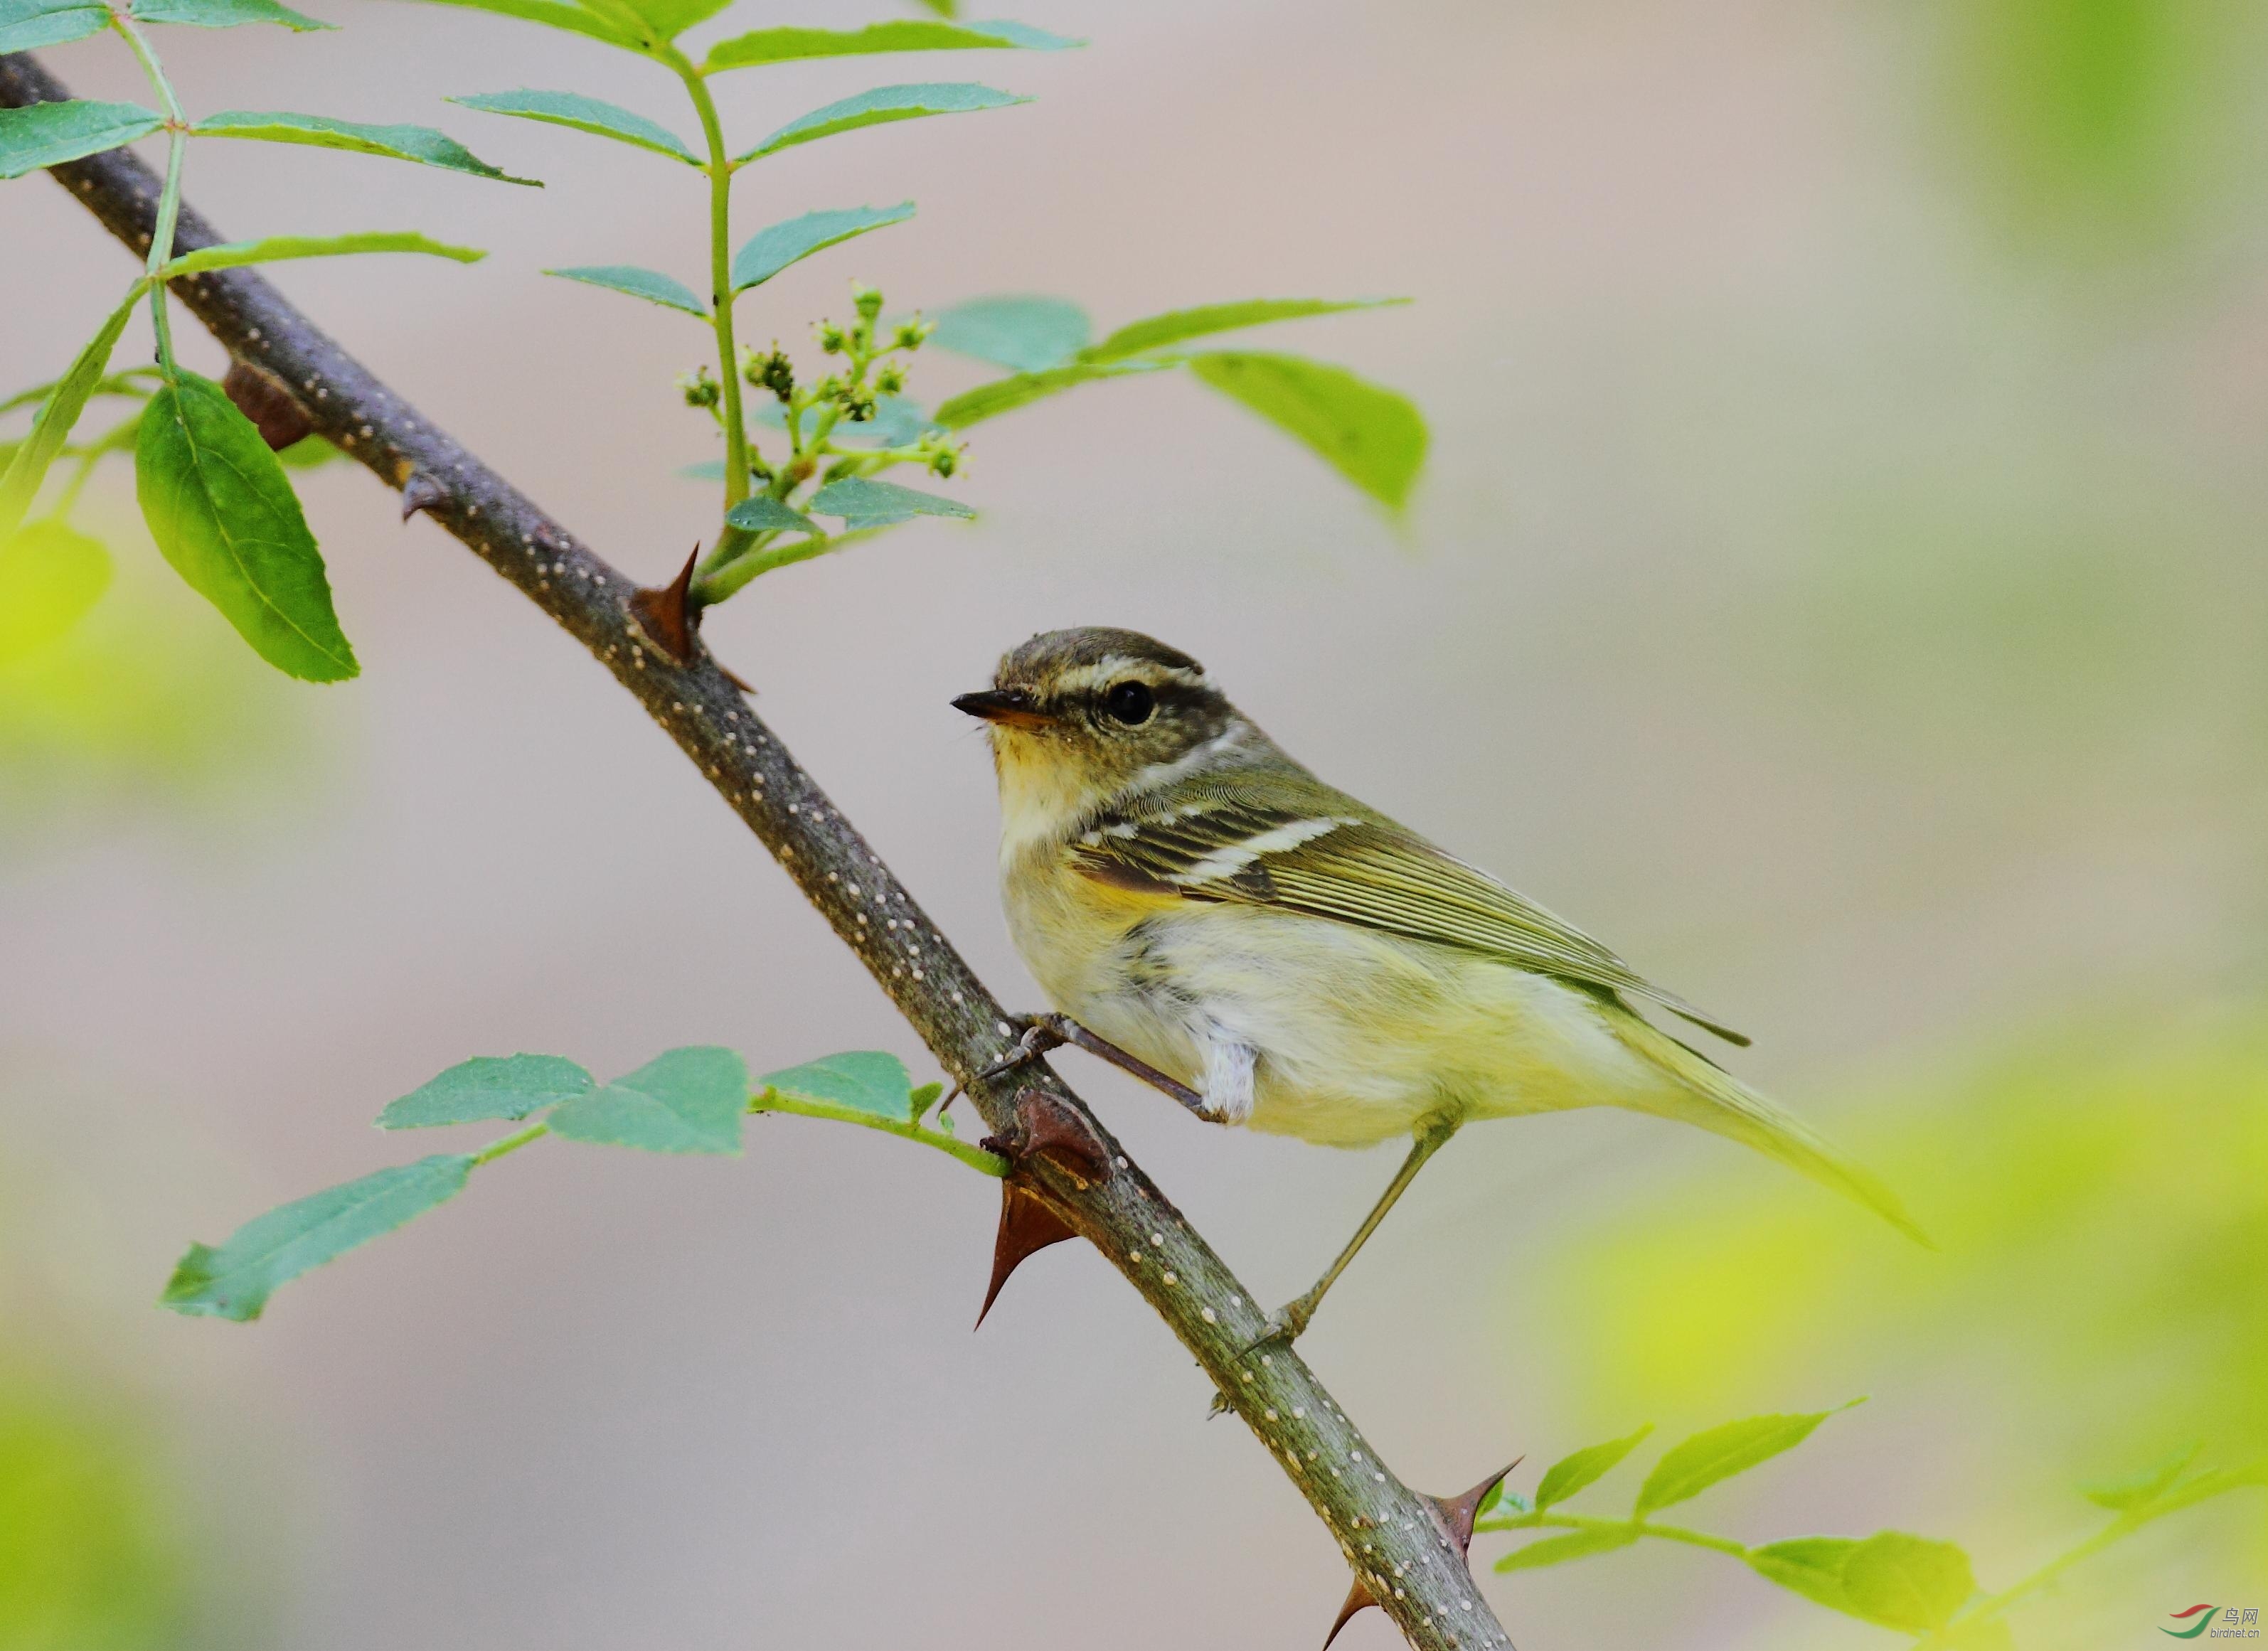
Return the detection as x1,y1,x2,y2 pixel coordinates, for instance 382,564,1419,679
1103,680,1154,725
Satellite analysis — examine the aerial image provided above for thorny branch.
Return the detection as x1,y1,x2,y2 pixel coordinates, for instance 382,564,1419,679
2,50,1516,1651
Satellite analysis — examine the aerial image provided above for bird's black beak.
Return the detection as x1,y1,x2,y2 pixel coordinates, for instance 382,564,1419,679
952,688,1053,729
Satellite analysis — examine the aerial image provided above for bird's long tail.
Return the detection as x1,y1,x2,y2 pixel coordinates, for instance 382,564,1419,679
1606,1006,1932,1246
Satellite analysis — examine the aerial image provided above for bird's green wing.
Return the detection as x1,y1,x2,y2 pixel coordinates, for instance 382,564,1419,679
1073,785,1750,1046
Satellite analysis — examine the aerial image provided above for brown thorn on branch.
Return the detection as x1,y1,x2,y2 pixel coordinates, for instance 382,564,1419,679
974,1089,1114,1327
399,471,447,522
976,1180,1079,1329
1322,1458,1523,1650
222,358,312,451
628,545,703,665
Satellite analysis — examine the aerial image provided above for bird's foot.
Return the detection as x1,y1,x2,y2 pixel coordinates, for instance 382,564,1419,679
976,1015,1060,1084
979,1012,1211,1119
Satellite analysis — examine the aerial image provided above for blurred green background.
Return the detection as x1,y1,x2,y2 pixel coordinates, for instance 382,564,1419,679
3,0,2263,1645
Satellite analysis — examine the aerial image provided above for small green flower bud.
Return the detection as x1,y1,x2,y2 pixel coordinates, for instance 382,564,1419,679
874,365,905,395
851,282,883,321
678,366,720,408
928,447,957,479
816,321,847,354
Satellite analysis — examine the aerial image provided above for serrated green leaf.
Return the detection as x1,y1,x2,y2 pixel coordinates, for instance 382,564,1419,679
160,1154,472,1320
760,1051,915,1122
1838,1532,1976,1633
381,0,637,48
1188,351,1426,513
0,519,111,666
0,0,109,55
932,360,1173,429
544,264,706,316
730,202,914,293
1493,1526,1639,1573
132,0,330,31
136,370,358,682
448,89,696,164
2080,1442,2200,1511
192,111,539,185
807,475,971,528
585,0,722,44
377,1054,594,1128
1747,1537,1859,1613
1634,1409,1838,1518
1533,1425,1653,1511
724,495,819,535
0,100,163,180
548,1046,747,1154
0,284,142,539
703,18,1077,73
1085,298,1405,364
738,82,1028,164
161,230,486,278
276,433,344,469
930,294,1090,371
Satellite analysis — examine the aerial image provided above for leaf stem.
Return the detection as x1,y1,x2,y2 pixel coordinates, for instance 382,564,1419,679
668,48,755,567
470,1121,549,1167
1479,1508,1752,1559
110,9,186,372
750,1087,1007,1176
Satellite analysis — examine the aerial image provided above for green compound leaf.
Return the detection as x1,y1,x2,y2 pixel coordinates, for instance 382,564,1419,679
192,111,540,185
759,1051,916,1123
930,294,1090,371
1533,1425,1654,1512
738,82,1028,164
1838,1532,1976,1633
1633,1407,1842,1518
0,519,112,666
160,1154,472,1321
703,18,1077,73
548,1046,748,1155
162,230,486,278
730,202,914,293
382,0,639,49
807,475,971,528
0,100,163,179
132,0,330,31
1188,352,1427,513
1747,1537,1860,1614
2081,1442,2200,1512
0,0,110,55
1492,1526,1640,1573
544,264,706,317
1085,297,1405,363
0,282,143,540
724,495,819,535
136,370,358,683
448,89,696,164
377,1054,594,1129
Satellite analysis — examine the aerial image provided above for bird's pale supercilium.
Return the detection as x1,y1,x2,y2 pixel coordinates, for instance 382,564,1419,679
954,626,1924,1341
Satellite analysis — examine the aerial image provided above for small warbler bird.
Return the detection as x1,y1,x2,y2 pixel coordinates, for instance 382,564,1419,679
955,627,1923,1342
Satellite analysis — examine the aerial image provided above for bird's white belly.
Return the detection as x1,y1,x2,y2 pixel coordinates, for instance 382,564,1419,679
1005,875,1660,1148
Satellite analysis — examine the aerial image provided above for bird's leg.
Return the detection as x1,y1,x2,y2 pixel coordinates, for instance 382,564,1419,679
979,1013,1210,1118
1253,1116,1462,1348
